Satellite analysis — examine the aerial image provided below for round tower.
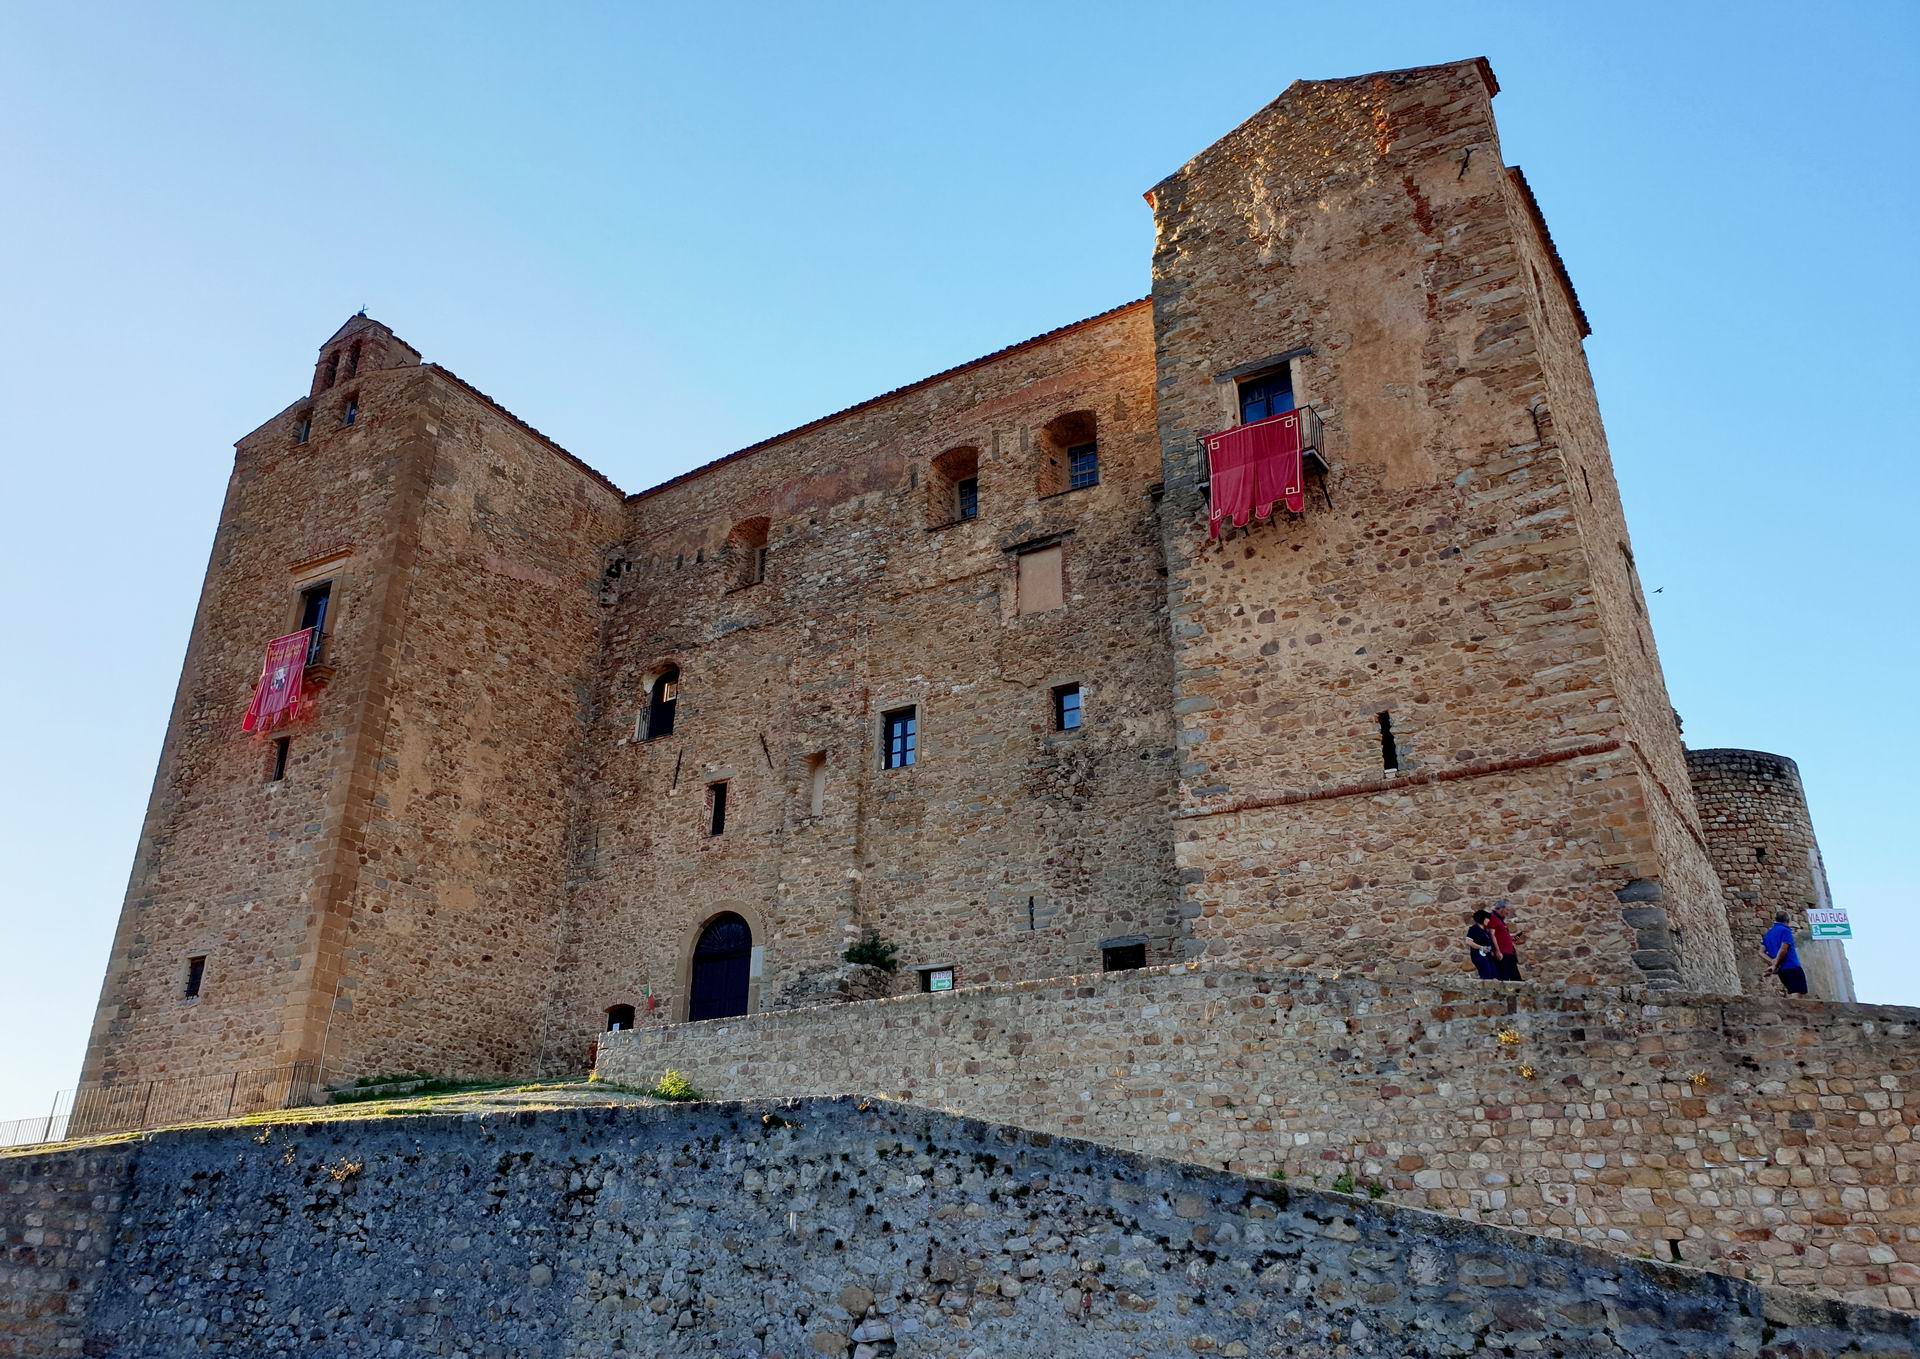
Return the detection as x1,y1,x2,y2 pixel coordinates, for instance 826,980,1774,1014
1685,748,1855,1000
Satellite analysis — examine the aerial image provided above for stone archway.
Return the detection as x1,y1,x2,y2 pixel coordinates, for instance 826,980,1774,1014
686,912,754,1022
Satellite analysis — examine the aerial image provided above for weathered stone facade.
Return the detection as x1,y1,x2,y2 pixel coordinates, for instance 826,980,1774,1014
4,1099,1915,1358
78,58,1853,1152
597,961,1920,1311
1688,747,1856,1000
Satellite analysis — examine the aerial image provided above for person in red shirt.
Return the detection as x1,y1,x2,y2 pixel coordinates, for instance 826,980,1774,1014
1488,899,1522,981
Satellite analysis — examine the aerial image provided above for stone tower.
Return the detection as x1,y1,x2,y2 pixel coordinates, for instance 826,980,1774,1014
79,316,623,1094
1687,747,1855,999
1145,60,1740,992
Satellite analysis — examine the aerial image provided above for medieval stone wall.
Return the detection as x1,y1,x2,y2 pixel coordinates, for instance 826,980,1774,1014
4,1100,1912,1358
543,301,1182,1055
1144,61,1739,994
1687,748,1856,1000
597,962,1920,1311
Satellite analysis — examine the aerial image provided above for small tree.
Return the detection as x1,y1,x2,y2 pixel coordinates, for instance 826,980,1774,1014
843,927,899,972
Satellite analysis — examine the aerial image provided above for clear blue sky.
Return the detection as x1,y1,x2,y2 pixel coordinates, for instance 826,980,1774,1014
1,4,1913,1115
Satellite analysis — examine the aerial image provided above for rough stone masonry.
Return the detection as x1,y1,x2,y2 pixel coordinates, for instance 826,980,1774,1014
2,1099,1914,1358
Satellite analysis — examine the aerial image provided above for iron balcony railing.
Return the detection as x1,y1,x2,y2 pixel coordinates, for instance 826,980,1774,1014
1194,403,1327,490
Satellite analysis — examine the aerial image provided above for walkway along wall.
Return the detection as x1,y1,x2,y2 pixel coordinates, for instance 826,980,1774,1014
596,962,1920,1311
2,1100,1914,1357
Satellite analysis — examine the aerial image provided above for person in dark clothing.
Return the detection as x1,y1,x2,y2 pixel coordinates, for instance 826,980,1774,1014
1763,910,1809,996
1489,899,1522,981
1467,910,1500,980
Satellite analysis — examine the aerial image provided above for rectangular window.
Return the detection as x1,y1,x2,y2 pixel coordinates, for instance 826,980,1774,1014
1101,942,1146,972
921,966,955,993
294,416,311,445
341,395,358,426
1016,544,1065,614
298,582,331,665
1238,366,1294,424
806,751,827,816
882,707,917,769
1053,683,1083,732
270,737,291,782
707,781,729,836
956,477,979,521
1067,442,1099,490
184,955,206,999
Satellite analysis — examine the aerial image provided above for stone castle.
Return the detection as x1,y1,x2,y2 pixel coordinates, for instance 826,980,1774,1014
82,56,1854,1094
12,58,1909,1348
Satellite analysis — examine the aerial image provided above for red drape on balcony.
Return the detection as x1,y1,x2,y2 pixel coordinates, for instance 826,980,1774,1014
1205,412,1306,539
242,628,313,734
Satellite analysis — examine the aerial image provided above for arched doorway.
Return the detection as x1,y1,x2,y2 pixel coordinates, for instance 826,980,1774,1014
688,913,752,1021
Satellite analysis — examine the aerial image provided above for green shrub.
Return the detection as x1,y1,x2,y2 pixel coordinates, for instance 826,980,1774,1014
1331,1170,1357,1195
842,928,900,972
652,1069,701,1102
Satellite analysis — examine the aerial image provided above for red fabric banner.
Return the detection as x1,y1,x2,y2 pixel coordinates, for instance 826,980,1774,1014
1205,412,1305,540
242,629,313,734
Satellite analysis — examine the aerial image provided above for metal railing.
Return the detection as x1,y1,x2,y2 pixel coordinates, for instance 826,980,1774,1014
0,1061,323,1150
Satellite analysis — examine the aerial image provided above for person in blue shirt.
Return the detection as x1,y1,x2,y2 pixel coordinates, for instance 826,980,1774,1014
1762,911,1808,996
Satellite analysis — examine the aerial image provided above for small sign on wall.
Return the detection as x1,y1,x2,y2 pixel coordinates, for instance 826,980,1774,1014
923,967,955,993
1808,908,1852,939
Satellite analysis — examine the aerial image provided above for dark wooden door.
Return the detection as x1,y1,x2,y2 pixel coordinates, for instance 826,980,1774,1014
688,913,751,1021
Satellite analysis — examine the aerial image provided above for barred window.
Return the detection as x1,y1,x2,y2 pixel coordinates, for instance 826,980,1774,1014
1067,442,1099,490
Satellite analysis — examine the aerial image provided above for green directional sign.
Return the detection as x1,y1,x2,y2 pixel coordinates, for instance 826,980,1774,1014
1807,909,1852,939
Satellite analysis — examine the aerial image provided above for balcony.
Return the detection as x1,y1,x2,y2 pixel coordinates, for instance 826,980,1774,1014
1195,405,1327,493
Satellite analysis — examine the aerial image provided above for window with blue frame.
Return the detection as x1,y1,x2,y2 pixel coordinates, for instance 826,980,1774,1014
1067,442,1099,490
882,706,917,769
1238,366,1294,424
956,477,978,521
1053,683,1083,732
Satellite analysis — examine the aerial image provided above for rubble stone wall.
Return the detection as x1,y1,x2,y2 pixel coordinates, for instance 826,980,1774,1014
3,1100,1912,1358
597,963,1920,1311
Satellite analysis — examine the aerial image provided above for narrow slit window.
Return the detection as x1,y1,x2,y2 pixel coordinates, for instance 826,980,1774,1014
882,707,917,769
605,1004,635,1032
1053,683,1083,732
341,394,358,426
707,781,729,836
806,751,828,817
270,737,291,782
294,414,311,445
1378,711,1400,772
184,955,206,999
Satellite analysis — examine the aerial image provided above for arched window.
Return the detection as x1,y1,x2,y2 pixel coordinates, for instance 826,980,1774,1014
645,665,679,740
928,446,980,527
321,352,339,390
605,1003,636,1032
726,517,770,589
1037,410,1097,496
346,341,362,378
688,912,752,1022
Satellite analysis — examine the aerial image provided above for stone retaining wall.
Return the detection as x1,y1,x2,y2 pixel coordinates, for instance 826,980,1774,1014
597,962,1919,1310
3,1099,1914,1356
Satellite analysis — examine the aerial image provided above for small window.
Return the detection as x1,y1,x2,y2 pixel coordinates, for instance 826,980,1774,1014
1378,711,1399,772
1067,442,1099,490
707,781,729,836
184,955,206,999
1016,544,1065,615
321,353,339,390
646,666,678,740
269,737,291,782
346,341,361,378
605,1004,636,1032
294,414,311,445
728,517,770,589
882,706,917,769
930,446,981,528
1053,683,1083,732
1101,942,1146,973
921,966,955,993
298,582,331,665
1238,366,1294,424
341,395,358,426
806,751,828,817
